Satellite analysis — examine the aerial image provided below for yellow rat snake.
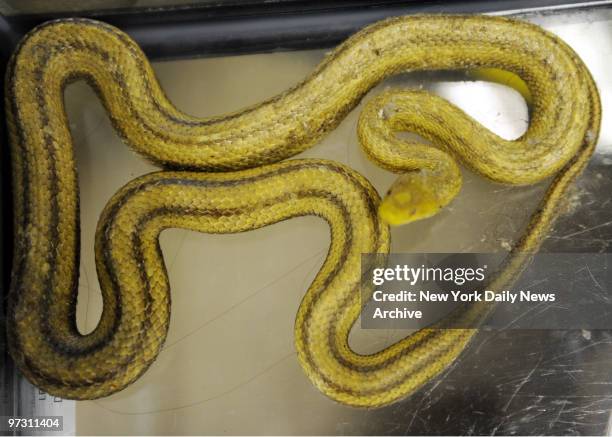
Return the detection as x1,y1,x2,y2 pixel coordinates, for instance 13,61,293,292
5,15,600,407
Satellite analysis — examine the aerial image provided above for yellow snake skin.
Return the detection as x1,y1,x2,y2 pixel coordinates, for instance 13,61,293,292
6,15,600,407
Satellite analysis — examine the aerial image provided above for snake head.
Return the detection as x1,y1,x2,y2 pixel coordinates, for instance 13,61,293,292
379,169,461,226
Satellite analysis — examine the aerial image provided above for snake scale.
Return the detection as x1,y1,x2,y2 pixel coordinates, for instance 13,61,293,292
5,15,600,407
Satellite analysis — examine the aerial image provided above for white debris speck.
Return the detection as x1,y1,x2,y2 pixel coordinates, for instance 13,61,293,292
586,129,596,143
582,329,592,341
500,239,512,251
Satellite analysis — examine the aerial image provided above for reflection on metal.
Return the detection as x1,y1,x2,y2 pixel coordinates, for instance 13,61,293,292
0,0,609,16
492,0,612,15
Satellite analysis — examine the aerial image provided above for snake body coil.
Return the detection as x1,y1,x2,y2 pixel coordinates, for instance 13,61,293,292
6,16,600,407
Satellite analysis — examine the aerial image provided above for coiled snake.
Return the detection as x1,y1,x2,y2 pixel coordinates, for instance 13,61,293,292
6,15,600,407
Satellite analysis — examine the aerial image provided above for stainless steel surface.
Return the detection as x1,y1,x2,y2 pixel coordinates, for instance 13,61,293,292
6,4,612,436
0,1,230,15
0,1,605,16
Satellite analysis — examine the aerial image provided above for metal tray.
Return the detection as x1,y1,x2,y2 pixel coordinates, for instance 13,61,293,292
2,1,612,435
